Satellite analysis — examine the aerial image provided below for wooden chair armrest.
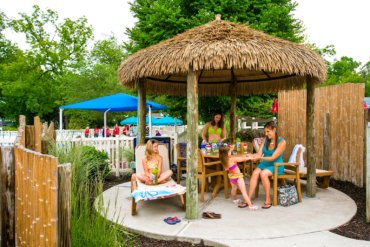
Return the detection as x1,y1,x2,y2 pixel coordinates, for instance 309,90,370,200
274,162,299,167
204,160,222,166
177,157,186,161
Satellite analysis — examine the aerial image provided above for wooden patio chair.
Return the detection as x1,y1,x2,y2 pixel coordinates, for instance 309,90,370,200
130,144,186,215
197,149,229,202
175,143,187,184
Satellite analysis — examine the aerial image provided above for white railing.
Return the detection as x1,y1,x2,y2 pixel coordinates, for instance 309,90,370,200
56,136,136,176
0,131,17,146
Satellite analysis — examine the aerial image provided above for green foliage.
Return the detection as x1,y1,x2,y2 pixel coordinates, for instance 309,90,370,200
235,129,264,142
126,0,304,53
123,149,135,164
79,146,110,181
324,56,363,85
49,144,135,246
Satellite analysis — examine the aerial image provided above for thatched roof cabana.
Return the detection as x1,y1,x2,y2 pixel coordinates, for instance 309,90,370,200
118,18,326,96
118,15,326,220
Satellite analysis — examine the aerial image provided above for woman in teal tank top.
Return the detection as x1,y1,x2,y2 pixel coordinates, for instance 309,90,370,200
247,121,286,209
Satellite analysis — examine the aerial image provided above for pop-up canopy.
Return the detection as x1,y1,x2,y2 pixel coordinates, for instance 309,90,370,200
60,93,167,136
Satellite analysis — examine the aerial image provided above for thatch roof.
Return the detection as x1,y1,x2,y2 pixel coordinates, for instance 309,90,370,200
118,18,326,96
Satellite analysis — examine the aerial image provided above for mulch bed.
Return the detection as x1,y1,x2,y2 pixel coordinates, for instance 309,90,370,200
103,175,369,246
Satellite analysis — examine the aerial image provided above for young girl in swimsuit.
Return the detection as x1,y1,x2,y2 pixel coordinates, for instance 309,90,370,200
136,139,173,185
219,145,257,210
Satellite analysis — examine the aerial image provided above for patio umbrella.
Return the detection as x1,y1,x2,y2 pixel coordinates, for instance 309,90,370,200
59,93,167,136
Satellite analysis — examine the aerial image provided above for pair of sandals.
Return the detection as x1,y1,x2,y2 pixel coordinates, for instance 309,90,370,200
202,211,221,219
164,216,181,225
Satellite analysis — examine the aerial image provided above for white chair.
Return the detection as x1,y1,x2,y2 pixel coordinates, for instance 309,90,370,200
131,144,186,215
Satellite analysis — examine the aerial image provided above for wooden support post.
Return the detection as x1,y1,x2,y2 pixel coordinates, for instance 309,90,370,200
229,72,237,144
0,147,15,247
58,163,71,247
306,77,316,197
323,113,331,170
137,79,146,145
365,110,370,222
25,126,35,151
186,67,199,220
364,110,368,189
34,117,42,153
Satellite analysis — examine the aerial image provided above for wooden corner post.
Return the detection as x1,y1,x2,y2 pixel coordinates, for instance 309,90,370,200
306,77,316,197
186,67,199,219
137,78,146,145
229,71,237,144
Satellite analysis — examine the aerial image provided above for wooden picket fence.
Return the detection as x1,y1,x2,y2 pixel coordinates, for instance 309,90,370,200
278,83,365,187
0,115,71,247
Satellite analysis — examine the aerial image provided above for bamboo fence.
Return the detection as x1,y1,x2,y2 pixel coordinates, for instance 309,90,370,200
278,83,365,187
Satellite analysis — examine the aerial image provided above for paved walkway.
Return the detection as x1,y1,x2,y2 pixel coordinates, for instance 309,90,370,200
101,182,369,247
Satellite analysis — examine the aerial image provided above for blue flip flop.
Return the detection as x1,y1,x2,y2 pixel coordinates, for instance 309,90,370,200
164,216,181,225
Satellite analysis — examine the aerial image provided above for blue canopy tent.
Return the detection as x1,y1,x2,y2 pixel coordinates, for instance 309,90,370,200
120,116,182,126
120,116,162,125
156,116,183,126
59,93,167,136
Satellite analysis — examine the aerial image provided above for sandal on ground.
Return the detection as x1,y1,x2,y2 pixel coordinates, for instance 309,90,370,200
202,212,221,219
164,216,181,225
262,202,272,209
238,202,248,208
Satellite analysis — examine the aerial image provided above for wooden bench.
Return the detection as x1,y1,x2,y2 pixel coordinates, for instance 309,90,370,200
295,167,334,189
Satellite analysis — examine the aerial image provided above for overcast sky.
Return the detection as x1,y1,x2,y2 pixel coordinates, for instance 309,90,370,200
1,0,370,65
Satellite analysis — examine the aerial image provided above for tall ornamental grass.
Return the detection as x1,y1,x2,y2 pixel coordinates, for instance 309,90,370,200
50,144,135,246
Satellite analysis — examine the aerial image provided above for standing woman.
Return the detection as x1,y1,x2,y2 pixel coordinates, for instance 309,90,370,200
202,111,227,144
247,121,286,209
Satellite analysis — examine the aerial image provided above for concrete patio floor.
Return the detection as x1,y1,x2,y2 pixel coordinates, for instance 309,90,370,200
100,180,369,247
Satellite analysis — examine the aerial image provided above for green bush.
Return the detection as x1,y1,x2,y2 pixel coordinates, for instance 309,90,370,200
235,129,265,142
49,143,135,246
79,146,110,181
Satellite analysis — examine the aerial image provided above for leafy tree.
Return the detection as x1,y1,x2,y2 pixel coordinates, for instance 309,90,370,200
0,6,93,123
126,0,304,53
325,57,363,85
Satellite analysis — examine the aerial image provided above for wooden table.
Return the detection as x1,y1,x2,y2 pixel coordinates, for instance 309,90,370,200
204,152,255,176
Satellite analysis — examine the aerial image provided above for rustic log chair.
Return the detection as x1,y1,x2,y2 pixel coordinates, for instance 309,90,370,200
131,144,186,215
254,144,303,206
197,149,229,202
175,143,187,184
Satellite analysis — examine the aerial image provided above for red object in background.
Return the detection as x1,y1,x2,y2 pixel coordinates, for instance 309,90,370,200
364,102,368,109
106,128,111,137
271,98,278,114
113,125,119,136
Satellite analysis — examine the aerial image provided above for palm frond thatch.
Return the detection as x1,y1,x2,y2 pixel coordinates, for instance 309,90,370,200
118,19,326,96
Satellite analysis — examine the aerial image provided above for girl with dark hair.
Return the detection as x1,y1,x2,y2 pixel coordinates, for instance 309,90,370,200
247,121,286,209
201,111,227,144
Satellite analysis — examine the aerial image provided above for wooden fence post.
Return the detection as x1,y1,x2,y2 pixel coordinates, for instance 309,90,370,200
366,116,370,223
323,113,331,171
306,77,316,197
25,126,35,150
0,147,15,247
34,117,42,153
58,164,71,247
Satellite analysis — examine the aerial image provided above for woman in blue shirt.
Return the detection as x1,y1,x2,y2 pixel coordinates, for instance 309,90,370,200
247,121,286,209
